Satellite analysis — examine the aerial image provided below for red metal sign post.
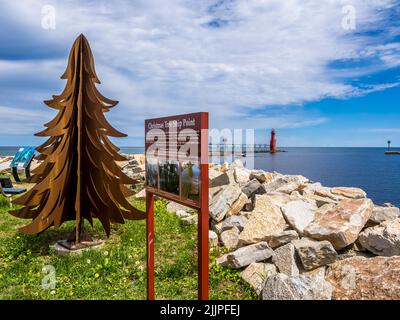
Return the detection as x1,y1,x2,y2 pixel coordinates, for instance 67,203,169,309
145,112,209,300
146,191,155,300
198,112,209,300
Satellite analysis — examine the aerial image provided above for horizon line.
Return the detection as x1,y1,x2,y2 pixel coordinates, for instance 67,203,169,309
0,145,398,149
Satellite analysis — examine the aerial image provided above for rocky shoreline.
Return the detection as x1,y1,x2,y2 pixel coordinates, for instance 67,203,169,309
134,158,400,300
2,154,400,299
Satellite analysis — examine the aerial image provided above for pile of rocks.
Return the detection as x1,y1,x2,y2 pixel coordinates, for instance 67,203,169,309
119,154,146,186
0,156,13,173
165,159,400,300
0,156,42,174
0,156,13,163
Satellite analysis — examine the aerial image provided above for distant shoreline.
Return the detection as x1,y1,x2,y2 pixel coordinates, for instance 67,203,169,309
1,146,399,157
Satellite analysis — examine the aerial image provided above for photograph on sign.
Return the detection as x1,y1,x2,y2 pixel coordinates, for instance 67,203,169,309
181,161,200,202
159,160,180,195
145,158,158,188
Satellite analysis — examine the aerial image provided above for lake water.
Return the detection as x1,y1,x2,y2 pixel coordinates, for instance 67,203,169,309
1,146,398,206
250,147,399,207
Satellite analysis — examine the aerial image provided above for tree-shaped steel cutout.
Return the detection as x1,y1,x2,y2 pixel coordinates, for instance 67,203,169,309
9,34,146,246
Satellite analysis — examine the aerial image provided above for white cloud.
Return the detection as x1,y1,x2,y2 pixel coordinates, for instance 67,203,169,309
0,105,54,134
0,0,399,142
0,59,63,77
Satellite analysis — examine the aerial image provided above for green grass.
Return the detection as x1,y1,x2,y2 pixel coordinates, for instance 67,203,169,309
0,194,257,300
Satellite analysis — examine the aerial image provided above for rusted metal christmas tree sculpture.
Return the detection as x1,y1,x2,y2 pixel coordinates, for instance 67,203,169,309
9,34,146,248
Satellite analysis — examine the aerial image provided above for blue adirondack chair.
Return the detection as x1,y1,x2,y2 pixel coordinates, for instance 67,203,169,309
0,177,27,207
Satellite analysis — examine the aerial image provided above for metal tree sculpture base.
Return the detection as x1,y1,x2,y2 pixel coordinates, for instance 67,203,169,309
55,226,104,254
55,239,104,255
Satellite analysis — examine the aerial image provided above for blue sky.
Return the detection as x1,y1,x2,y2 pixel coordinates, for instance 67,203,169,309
0,0,399,147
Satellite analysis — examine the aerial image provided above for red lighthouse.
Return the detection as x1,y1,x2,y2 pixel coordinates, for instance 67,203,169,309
270,129,277,153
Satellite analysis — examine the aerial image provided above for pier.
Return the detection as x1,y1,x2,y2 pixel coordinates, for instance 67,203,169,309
208,144,285,156
209,129,285,155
